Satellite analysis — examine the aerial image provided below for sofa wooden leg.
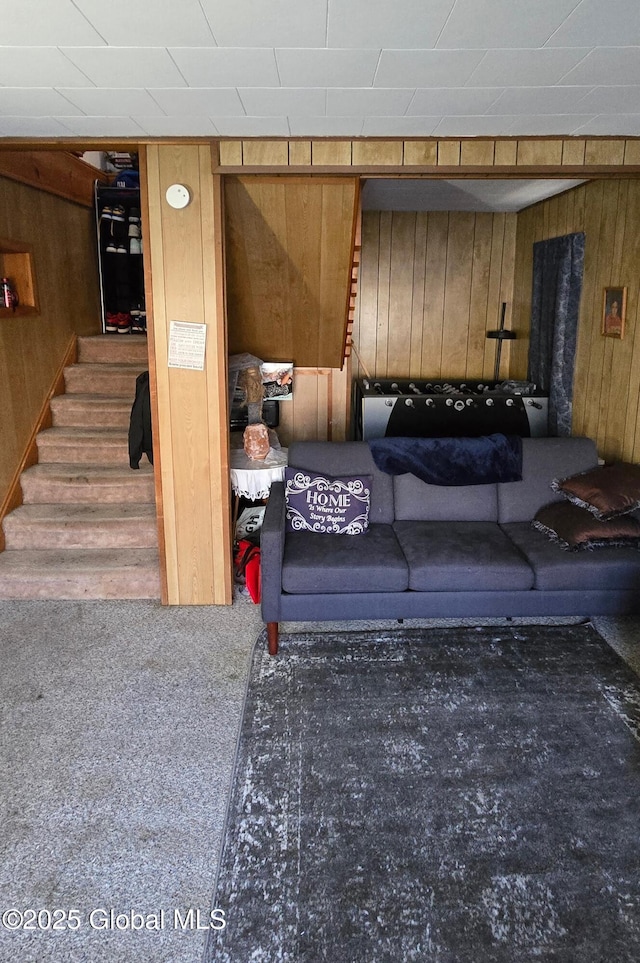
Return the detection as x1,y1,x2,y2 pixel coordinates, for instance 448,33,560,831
267,622,279,656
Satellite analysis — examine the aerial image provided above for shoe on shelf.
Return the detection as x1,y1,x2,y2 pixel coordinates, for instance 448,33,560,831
116,312,132,334
105,236,117,253
99,205,113,222
131,310,144,334
105,312,119,333
116,242,128,254
111,204,126,223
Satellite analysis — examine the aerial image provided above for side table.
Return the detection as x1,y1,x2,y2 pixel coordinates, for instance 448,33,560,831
230,446,288,536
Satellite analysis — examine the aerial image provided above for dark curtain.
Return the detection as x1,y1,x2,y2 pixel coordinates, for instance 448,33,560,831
528,232,585,436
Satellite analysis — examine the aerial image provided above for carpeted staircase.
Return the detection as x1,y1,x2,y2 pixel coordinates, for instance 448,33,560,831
0,335,161,599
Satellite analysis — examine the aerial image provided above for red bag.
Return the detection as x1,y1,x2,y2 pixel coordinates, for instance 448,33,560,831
234,539,261,603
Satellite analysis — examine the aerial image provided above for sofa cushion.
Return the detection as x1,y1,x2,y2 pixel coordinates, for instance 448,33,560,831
393,475,498,522
393,521,534,592
502,521,640,591
284,468,371,535
497,437,599,524
281,524,408,595
287,441,395,525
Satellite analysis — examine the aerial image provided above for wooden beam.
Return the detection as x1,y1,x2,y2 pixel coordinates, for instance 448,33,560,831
0,151,110,207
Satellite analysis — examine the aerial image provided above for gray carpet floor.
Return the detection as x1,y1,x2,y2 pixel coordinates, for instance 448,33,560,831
0,597,638,963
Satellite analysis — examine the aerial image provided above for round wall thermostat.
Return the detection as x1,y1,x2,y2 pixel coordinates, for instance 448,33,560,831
165,184,191,209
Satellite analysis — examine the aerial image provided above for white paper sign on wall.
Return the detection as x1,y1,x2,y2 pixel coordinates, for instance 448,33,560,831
168,320,207,370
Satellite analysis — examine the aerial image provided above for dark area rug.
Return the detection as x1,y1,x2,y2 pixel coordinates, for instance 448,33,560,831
206,624,640,963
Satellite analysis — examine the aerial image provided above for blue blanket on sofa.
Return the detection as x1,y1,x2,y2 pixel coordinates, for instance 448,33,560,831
368,434,523,486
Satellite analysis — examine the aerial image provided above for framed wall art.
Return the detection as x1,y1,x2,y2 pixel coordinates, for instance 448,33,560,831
602,286,626,339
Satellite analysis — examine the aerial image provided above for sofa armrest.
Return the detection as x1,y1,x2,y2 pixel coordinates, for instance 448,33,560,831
261,481,286,622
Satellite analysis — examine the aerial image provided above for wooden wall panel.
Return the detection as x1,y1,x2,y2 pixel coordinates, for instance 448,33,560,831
352,210,517,381
224,176,359,368
512,178,640,463
276,364,350,446
0,173,101,507
216,137,640,174
143,145,231,605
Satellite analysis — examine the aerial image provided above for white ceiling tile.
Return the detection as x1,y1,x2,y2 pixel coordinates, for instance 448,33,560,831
361,179,589,212
276,49,380,87
433,115,521,136
560,47,640,86
437,0,582,49
362,179,568,211
199,0,328,46
0,0,105,44
326,89,414,116
362,116,442,135
149,88,245,116
211,117,291,135
72,0,215,46
578,86,640,113
506,114,597,134
133,115,219,135
54,116,146,136
547,0,640,47
60,48,187,88
288,116,364,136
408,88,503,116
0,116,73,136
0,88,84,116
467,48,592,87
57,88,166,116
0,48,93,87
328,0,454,48
375,50,486,88
238,88,326,116
169,48,279,87
573,113,640,134
488,86,594,115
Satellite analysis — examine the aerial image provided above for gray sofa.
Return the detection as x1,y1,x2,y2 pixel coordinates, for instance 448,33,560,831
261,437,640,654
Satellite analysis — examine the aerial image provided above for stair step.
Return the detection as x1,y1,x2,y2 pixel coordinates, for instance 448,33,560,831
3,504,158,550
36,427,135,466
78,334,149,365
0,548,161,600
64,363,147,397
21,464,155,504
50,394,132,429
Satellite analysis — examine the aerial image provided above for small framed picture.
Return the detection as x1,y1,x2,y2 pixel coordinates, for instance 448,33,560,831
602,286,626,339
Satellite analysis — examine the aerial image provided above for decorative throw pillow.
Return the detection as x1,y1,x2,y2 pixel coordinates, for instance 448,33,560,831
284,468,371,535
533,501,640,551
551,462,640,520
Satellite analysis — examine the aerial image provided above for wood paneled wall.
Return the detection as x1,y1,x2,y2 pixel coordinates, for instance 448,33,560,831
0,174,101,508
351,210,517,381
224,176,359,368
216,137,640,173
512,179,640,463
142,144,232,606
275,364,351,447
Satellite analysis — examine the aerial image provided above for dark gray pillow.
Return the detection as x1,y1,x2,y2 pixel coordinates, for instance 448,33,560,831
284,468,371,535
552,462,640,520
533,500,640,551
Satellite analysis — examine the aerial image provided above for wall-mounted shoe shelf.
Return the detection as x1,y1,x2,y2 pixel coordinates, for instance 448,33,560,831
0,238,39,319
